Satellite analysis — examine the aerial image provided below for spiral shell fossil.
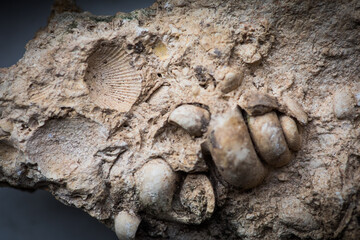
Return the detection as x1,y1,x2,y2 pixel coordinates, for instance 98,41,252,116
208,107,267,189
84,43,142,112
248,112,292,167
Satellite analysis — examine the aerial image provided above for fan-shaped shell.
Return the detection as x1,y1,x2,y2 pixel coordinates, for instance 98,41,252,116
85,44,142,112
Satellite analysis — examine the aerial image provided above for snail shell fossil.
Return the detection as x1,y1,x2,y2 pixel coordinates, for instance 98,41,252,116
85,43,142,112
208,107,267,189
168,104,210,137
135,159,178,214
248,112,292,167
279,115,301,151
114,211,141,240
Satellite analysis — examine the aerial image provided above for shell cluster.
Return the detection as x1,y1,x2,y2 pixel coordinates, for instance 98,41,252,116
118,92,305,238
134,159,215,224
85,43,142,112
208,91,303,189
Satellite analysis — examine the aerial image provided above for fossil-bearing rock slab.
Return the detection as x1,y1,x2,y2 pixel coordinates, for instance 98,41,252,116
0,0,359,239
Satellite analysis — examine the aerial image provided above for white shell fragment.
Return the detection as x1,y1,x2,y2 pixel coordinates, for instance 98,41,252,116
248,112,292,167
218,69,244,94
135,159,178,214
85,43,142,112
333,87,355,119
239,91,278,116
208,108,267,189
114,211,141,240
168,104,210,137
279,115,301,151
179,174,215,223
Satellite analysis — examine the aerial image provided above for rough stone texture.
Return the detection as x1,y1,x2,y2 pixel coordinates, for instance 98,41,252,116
0,0,360,239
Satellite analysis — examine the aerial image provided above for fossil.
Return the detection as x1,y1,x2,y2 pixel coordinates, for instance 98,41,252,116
0,0,359,239
85,42,142,112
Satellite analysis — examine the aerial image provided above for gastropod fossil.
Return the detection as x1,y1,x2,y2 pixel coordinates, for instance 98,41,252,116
279,115,301,151
207,107,267,189
247,112,292,167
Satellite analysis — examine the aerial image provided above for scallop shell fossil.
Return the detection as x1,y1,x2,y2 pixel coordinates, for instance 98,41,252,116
85,44,142,112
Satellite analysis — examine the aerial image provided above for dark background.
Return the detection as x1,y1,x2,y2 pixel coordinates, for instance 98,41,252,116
0,1,154,239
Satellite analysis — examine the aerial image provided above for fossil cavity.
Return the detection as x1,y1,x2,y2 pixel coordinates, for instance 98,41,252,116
179,174,215,222
85,43,142,112
26,118,107,185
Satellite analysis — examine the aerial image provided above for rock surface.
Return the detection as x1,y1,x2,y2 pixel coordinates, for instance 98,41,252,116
0,0,359,239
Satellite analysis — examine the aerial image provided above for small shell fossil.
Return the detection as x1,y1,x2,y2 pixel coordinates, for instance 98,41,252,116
281,96,308,125
168,104,210,137
135,159,178,214
85,43,142,112
208,107,267,189
239,91,278,116
179,174,215,223
114,211,141,240
279,115,301,151
218,69,244,94
248,112,292,167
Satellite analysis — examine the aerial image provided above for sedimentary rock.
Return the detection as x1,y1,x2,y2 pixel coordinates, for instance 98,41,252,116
0,0,359,239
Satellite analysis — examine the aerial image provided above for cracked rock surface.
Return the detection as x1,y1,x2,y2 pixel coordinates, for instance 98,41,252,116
0,0,359,239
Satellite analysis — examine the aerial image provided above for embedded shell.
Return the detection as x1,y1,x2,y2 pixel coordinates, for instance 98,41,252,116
85,43,142,112
208,108,267,189
114,211,141,240
168,104,210,137
217,69,244,94
279,115,301,151
239,91,278,116
248,112,292,167
135,159,178,214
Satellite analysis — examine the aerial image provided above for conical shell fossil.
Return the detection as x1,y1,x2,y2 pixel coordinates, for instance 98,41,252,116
248,112,292,167
208,107,267,189
85,44,142,112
